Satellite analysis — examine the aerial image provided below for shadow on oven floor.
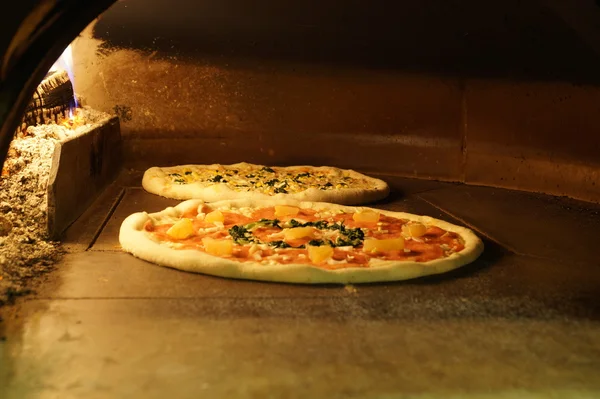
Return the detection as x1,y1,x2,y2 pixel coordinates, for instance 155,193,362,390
2,171,600,398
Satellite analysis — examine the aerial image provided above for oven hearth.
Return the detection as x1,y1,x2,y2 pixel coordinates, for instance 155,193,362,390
3,174,600,397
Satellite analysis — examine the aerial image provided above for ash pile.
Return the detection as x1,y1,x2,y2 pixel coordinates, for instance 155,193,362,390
0,126,61,304
0,70,114,305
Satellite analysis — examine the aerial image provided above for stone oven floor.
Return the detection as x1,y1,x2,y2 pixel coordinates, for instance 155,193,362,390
1,171,600,398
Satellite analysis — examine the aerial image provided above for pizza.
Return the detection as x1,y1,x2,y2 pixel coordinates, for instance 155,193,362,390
142,162,389,205
119,198,484,284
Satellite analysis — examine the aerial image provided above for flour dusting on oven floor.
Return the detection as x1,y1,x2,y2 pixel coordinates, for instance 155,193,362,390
0,106,112,305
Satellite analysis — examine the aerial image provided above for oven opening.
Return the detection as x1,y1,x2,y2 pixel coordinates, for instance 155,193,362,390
1,1,600,397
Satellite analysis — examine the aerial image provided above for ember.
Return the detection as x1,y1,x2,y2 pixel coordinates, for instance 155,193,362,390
60,108,86,129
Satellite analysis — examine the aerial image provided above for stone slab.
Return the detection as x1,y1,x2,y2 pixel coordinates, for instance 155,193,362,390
47,115,122,239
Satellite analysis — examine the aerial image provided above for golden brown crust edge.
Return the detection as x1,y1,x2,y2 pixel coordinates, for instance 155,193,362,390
119,198,484,284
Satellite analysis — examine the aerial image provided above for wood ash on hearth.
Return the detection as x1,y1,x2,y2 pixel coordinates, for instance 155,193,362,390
0,106,111,305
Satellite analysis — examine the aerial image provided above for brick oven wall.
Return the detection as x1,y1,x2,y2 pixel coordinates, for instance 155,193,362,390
71,0,600,203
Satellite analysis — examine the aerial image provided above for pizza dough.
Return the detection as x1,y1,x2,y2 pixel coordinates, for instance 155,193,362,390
142,162,390,205
119,198,484,284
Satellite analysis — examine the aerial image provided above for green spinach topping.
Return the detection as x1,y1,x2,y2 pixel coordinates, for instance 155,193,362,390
288,219,364,247
269,240,293,249
274,186,288,194
210,175,224,183
308,239,334,247
228,222,306,249
261,167,275,173
229,215,365,249
289,219,329,229
293,172,311,183
228,225,256,245
170,173,186,183
334,223,365,247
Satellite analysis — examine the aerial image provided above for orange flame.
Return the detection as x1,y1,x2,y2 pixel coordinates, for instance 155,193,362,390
60,108,86,129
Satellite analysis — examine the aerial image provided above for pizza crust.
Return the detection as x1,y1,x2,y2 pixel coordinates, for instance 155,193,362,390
119,198,484,284
142,162,390,205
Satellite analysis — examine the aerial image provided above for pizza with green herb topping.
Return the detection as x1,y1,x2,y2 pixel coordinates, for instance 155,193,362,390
119,198,484,284
142,162,389,205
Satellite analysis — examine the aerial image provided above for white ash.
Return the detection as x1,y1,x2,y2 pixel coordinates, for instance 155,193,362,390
0,106,113,305
23,105,113,141
0,132,59,304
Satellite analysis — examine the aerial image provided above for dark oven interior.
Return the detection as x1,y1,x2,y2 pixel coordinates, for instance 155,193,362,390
1,1,600,397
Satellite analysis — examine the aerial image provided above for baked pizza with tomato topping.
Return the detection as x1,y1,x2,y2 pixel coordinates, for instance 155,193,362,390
142,162,389,205
119,199,483,284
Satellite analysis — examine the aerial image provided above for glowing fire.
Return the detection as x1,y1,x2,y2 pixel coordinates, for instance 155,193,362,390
50,44,83,128
60,107,86,129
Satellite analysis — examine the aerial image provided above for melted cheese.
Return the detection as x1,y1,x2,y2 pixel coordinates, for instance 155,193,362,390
165,165,374,195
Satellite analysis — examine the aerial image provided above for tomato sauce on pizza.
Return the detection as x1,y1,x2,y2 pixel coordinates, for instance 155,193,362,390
143,204,465,270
